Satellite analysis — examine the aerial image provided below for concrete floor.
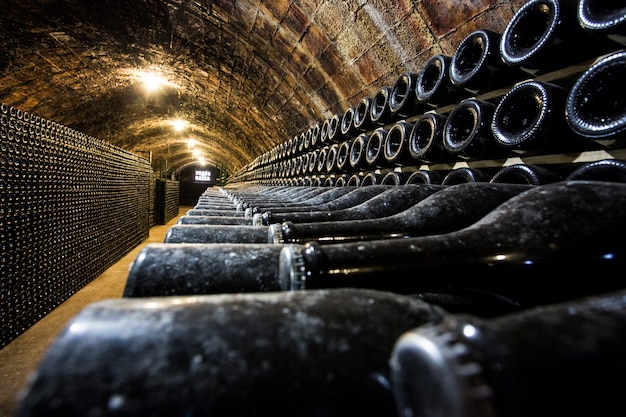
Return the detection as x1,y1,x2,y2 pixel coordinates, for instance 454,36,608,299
0,205,193,417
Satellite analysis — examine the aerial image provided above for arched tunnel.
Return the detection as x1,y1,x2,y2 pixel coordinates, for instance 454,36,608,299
3,1,626,416
0,0,524,177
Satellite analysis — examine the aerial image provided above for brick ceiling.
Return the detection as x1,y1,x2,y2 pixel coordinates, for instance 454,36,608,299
0,0,523,176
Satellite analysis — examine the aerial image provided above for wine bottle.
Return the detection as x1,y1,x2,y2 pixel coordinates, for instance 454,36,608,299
269,182,531,244
360,171,383,186
441,167,492,185
408,112,451,164
492,80,598,156
389,72,427,118
406,169,443,185
490,163,562,185
370,86,394,125
278,180,626,308
15,289,447,417
390,288,626,417
450,29,528,94
335,139,352,172
340,106,357,138
577,0,626,46
325,143,341,173
258,184,444,226
443,98,501,161
416,54,466,108
316,146,329,173
177,215,254,226
327,112,344,143
349,133,369,171
565,158,626,182
383,120,418,166
565,50,626,147
365,128,390,168
380,171,409,186
353,96,375,132
164,224,270,244
500,0,610,75
254,185,395,225
124,243,287,296
346,173,364,186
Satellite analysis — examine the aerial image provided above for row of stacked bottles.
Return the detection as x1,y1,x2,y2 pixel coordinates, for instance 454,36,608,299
230,0,626,187
0,103,157,348
13,1,626,417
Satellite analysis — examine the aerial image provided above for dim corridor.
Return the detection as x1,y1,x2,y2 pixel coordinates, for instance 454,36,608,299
0,205,194,417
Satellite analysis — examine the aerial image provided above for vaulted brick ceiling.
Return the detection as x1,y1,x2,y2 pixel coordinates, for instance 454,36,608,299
0,0,523,177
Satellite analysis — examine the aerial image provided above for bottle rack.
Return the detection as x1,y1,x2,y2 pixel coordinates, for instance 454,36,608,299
0,103,159,348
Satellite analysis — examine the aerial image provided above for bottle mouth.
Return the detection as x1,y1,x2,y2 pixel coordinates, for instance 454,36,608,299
409,114,439,160
566,51,626,139
390,73,415,113
443,100,482,154
278,244,308,291
500,0,560,66
417,56,447,102
384,123,407,161
389,321,495,417
577,1,626,32
450,30,490,86
491,81,549,147
371,87,391,122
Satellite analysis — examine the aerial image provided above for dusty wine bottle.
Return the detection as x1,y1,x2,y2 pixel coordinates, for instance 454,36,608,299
354,96,375,132
365,128,391,168
370,86,394,125
406,169,443,185
278,180,626,308
491,80,596,155
490,163,562,185
450,29,528,94
416,54,466,108
327,112,344,143
14,289,448,417
269,182,531,244
390,288,626,417
124,243,288,296
164,224,270,244
565,158,626,182
383,120,417,166
380,171,410,186
389,72,427,118
360,171,383,186
340,106,357,138
254,185,393,224
577,0,626,46
408,112,451,164
349,133,369,170
258,184,444,226
441,167,492,185
565,50,626,147
443,98,501,161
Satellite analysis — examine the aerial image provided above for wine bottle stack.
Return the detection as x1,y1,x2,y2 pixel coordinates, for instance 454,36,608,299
13,2,626,417
229,0,626,187
0,102,155,349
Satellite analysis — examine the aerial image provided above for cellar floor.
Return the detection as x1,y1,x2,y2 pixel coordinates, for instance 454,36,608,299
0,205,194,417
